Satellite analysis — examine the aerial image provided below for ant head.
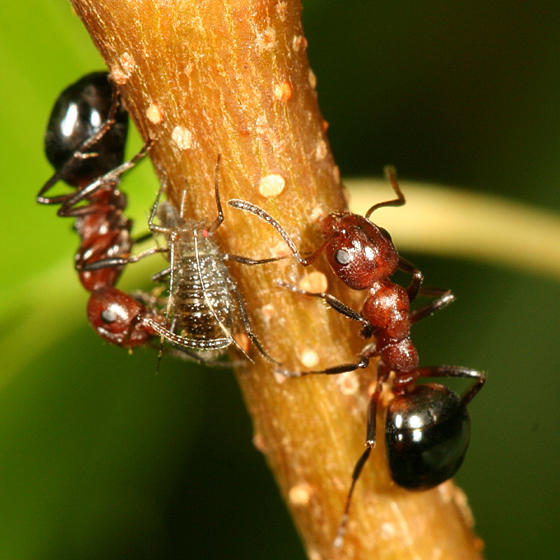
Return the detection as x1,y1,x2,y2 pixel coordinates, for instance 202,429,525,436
87,287,154,348
320,213,399,290
385,383,471,489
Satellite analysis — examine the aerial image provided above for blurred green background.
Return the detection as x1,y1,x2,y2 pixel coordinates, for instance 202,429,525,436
1,1,558,558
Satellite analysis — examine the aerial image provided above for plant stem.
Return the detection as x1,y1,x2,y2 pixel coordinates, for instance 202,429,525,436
69,1,483,557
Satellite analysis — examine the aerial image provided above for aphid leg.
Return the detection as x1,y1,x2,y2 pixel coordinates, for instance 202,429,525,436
133,231,154,244
143,317,231,351
228,199,309,264
226,279,275,364
147,178,172,235
208,154,224,233
152,266,171,283
415,366,486,406
162,346,248,369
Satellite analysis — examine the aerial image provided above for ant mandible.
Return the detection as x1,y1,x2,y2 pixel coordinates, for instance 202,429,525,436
229,167,486,547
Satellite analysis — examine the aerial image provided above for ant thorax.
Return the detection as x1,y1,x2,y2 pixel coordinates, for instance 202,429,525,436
156,201,241,360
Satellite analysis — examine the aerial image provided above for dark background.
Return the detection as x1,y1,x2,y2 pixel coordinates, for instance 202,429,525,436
1,1,558,558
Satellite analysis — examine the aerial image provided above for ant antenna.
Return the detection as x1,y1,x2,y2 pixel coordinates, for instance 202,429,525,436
364,165,406,219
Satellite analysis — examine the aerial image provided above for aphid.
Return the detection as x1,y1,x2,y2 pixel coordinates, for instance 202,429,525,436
229,167,485,546
37,71,152,291
90,157,281,365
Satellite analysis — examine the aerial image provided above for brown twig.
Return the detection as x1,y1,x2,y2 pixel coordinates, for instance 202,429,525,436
68,1,483,558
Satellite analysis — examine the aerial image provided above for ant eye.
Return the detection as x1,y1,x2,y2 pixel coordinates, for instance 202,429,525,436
335,249,351,265
101,308,117,323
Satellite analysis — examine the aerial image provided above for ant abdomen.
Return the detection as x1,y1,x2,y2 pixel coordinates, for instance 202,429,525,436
386,384,471,489
44,72,128,188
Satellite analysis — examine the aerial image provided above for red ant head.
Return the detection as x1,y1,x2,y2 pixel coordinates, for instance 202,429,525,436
87,287,155,348
320,213,399,290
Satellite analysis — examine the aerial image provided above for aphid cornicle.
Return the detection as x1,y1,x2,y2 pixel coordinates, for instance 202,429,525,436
229,167,485,547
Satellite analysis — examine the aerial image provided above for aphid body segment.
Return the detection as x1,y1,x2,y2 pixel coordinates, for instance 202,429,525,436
145,164,279,364
154,199,243,361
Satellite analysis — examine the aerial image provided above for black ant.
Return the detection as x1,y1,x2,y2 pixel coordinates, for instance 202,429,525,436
37,71,173,351
229,167,486,547
37,71,153,292
86,156,283,365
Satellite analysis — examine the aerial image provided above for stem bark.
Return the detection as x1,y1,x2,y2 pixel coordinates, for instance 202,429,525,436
69,1,483,558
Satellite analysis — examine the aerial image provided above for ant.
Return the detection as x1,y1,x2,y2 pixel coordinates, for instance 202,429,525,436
88,156,283,365
229,166,486,547
37,71,153,292
37,71,173,351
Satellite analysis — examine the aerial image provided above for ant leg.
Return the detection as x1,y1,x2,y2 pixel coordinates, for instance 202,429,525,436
410,287,455,324
364,165,406,219
226,254,289,266
276,352,371,379
415,366,486,405
37,88,122,203
57,138,154,216
80,246,168,272
398,257,423,302
276,280,374,334
334,364,392,549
